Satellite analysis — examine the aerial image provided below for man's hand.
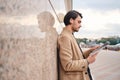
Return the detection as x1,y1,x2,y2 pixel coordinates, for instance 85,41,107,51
87,52,98,64
89,46,100,53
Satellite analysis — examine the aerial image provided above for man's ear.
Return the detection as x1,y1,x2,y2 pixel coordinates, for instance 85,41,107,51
70,18,73,24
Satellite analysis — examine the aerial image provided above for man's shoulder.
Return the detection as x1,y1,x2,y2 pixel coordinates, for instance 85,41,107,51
58,33,72,43
59,31,69,38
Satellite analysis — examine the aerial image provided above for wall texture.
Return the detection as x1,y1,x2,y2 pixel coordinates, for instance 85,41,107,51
0,0,65,80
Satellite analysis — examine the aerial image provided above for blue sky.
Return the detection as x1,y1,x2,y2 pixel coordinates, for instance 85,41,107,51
73,0,120,39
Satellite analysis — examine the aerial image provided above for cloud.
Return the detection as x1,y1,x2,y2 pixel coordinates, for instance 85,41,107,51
73,0,120,11
105,23,120,33
73,8,120,38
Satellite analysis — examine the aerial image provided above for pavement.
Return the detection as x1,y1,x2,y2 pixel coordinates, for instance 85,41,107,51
89,50,120,80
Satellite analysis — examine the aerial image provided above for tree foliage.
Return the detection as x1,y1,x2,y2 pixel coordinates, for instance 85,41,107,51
76,36,120,45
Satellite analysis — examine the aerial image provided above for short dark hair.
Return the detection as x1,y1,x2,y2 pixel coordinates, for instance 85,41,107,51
63,10,83,26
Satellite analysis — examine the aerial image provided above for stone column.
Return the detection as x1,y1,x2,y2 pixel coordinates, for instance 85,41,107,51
0,0,58,80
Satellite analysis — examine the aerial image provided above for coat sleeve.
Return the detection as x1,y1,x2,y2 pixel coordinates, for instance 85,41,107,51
83,49,92,58
58,36,88,72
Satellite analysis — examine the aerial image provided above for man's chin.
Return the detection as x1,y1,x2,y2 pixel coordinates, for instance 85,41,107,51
75,29,80,32
73,29,79,32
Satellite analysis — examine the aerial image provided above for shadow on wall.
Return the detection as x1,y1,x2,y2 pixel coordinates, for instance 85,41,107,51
37,11,55,32
37,11,58,80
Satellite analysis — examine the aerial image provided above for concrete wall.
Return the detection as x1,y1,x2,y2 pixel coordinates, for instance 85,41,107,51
0,0,65,80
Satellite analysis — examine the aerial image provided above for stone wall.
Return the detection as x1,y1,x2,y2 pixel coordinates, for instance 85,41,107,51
0,0,64,80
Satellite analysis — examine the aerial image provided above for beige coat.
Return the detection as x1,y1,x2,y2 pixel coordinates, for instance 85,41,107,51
57,28,91,80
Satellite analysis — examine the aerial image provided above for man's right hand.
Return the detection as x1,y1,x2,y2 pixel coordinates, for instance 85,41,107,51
87,52,98,64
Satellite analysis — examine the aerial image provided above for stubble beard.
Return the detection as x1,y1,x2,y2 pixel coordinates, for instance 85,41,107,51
72,24,80,32
72,27,80,32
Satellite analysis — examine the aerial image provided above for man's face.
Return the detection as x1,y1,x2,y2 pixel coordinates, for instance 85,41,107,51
71,16,82,32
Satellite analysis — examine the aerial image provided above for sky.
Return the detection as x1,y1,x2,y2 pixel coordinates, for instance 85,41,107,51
73,0,120,39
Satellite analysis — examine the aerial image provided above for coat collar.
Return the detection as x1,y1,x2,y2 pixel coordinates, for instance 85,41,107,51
62,27,73,35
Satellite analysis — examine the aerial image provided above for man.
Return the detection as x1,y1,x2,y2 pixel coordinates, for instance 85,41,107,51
57,10,98,80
